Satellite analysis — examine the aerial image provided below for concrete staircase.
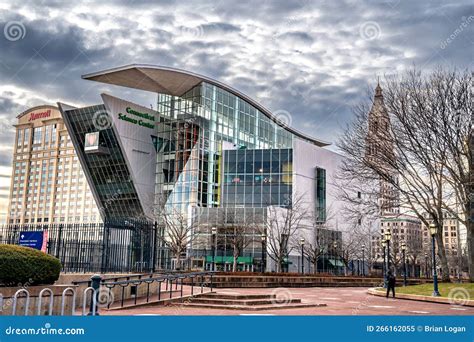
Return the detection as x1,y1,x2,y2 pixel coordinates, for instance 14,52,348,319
171,292,326,311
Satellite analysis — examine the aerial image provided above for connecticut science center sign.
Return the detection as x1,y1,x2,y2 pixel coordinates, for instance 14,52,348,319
118,107,155,129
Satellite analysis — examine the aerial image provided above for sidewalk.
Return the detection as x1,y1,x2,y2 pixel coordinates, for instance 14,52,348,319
99,287,474,316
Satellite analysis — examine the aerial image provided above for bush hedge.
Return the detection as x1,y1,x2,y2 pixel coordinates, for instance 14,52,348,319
0,244,61,286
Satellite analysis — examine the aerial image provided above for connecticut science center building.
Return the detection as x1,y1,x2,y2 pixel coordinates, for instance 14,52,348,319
58,64,344,272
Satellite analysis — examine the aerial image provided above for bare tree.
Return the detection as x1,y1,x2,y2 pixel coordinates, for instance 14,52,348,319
216,207,256,272
262,193,309,272
406,233,423,277
337,69,472,281
155,197,196,270
403,69,473,281
304,206,337,273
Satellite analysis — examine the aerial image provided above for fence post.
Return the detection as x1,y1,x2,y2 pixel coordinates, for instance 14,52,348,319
56,223,63,259
89,274,102,316
152,221,158,273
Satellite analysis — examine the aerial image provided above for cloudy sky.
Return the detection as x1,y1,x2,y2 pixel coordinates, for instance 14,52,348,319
0,0,472,220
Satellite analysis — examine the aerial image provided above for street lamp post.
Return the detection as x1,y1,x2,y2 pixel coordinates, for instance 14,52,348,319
211,227,217,272
261,233,266,273
385,230,392,275
401,242,407,286
333,241,338,275
429,224,440,297
382,240,387,288
300,238,305,274
361,244,365,277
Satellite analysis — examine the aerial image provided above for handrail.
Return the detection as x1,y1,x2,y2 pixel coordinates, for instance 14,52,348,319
71,273,157,285
101,271,214,287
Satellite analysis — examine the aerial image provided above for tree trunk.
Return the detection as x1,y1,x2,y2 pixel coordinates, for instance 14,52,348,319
175,252,181,271
435,233,450,282
233,246,238,272
313,259,318,274
467,220,474,281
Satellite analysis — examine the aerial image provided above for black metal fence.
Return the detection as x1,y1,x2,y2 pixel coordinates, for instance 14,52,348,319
0,219,169,273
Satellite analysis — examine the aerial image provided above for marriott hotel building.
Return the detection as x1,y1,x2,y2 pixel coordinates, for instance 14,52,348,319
6,106,101,225
57,64,345,272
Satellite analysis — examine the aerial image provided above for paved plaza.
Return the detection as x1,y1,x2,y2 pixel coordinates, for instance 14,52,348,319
101,287,474,316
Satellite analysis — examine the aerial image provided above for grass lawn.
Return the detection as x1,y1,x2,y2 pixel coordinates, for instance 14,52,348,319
384,283,474,298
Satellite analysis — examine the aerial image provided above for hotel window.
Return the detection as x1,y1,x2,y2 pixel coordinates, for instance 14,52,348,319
44,125,50,145
16,129,23,147
33,127,43,145
51,124,57,145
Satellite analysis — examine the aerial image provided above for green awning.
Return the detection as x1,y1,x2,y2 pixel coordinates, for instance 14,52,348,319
328,259,345,267
205,256,253,264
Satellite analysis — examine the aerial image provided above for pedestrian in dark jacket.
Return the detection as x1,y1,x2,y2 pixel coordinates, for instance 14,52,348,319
386,271,396,298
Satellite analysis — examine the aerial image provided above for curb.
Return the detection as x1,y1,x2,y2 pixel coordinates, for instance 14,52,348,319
367,288,474,307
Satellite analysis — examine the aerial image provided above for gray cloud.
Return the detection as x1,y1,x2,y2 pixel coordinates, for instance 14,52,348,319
0,0,471,171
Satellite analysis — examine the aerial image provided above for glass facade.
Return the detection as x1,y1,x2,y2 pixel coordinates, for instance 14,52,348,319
315,167,326,222
222,149,292,207
62,105,143,219
156,82,293,212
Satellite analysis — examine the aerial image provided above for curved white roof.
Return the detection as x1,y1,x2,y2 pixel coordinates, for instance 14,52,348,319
82,64,330,147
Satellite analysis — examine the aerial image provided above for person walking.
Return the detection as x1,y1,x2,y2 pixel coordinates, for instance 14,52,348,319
386,271,396,298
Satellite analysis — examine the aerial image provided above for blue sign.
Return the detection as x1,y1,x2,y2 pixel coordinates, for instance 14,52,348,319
18,231,43,250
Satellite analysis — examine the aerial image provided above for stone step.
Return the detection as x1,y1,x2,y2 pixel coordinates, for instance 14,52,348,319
199,293,276,300
172,302,326,311
210,282,378,288
189,297,301,306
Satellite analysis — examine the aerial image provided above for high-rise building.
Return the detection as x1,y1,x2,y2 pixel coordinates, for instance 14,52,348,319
365,83,399,216
371,215,422,276
6,105,101,224
365,84,423,275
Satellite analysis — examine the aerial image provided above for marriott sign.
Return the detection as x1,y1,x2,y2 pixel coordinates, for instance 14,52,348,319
28,109,51,121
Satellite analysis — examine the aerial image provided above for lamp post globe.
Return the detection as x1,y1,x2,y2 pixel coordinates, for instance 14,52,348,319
429,224,440,296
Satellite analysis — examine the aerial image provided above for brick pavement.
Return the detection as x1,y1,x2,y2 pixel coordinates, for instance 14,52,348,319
100,287,474,316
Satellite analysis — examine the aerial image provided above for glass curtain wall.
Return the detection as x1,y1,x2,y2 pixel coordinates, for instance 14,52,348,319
156,82,293,211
